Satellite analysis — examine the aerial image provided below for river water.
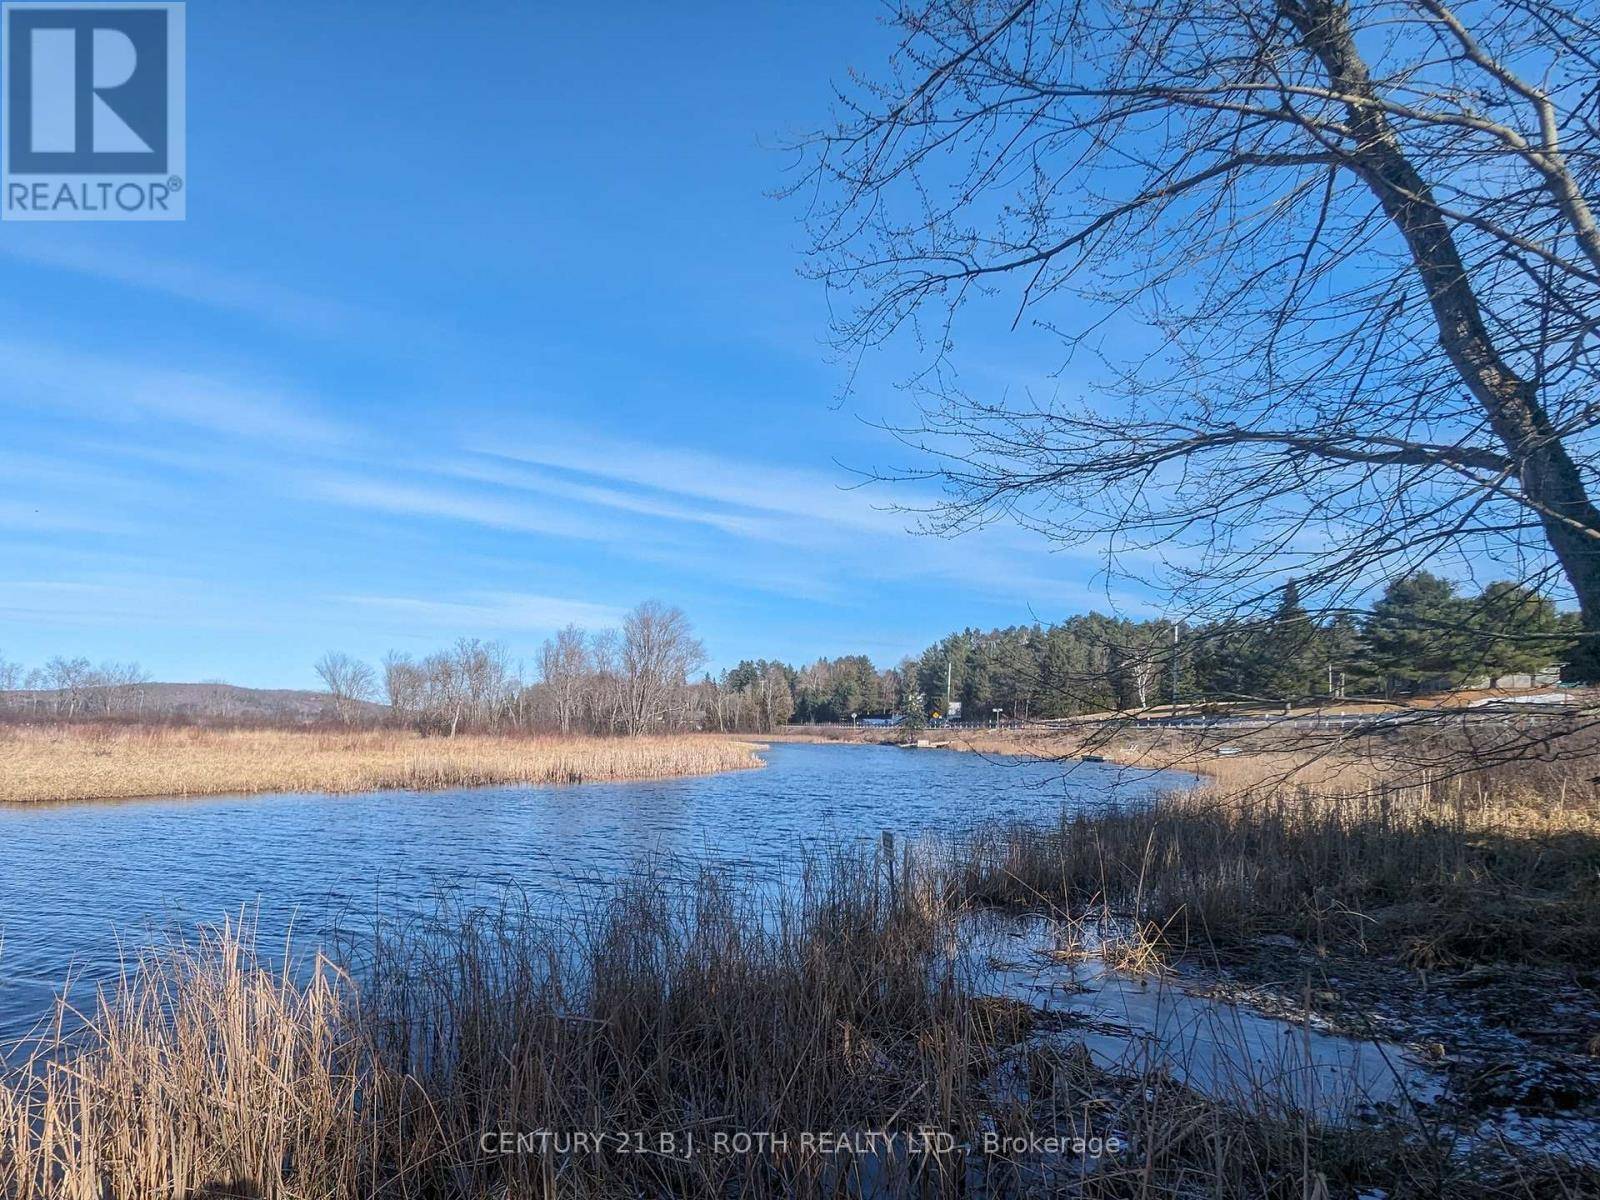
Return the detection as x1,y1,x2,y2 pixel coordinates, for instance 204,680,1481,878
0,742,1184,1041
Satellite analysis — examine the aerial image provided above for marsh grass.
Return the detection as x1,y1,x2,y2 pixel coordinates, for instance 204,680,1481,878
1,854,996,1199
1044,907,1175,976
3,827,1595,1197
949,770,1600,968
0,725,762,804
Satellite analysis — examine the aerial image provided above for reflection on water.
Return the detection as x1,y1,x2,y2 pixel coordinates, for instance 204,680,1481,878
0,742,1182,1040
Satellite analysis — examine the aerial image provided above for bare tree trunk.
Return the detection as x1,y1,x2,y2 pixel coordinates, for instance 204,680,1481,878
1285,0,1600,676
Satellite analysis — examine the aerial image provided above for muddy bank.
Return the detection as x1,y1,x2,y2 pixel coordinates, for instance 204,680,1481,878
956,913,1442,1116
1197,933,1600,1166
955,910,1600,1175
938,762,1600,1185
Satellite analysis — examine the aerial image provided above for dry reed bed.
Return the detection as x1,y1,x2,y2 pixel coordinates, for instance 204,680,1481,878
0,726,763,804
951,771,1600,967
3,814,1595,1197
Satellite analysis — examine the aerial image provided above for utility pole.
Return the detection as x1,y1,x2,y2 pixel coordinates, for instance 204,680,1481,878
946,658,952,715
1168,622,1181,712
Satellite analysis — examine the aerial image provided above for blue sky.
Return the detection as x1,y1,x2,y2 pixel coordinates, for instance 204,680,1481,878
0,1,1143,688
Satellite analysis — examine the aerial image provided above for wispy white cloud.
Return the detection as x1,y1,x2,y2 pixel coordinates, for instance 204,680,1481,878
0,449,161,497
379,432,1122,612
0,340,347,445
438,457,784,539
0,238,367,337
0,502,140,536
472,431,913,537
307,476,631,542
0,577,208,627
451,430,1134,606
8,388,1131,624
336,591,624,633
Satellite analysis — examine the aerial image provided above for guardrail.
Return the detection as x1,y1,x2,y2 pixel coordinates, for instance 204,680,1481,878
1125,707,1586,729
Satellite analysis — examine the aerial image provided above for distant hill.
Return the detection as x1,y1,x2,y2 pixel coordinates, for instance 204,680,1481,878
0,682,388,723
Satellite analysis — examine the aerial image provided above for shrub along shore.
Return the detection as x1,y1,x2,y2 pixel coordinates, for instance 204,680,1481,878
2,758,1597,1197
0,724,764,804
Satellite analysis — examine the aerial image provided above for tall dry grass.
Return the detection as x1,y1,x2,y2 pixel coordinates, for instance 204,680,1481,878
0,725,762,804
3,835,1593,1197
950,768,1600,967
1,855,985,1199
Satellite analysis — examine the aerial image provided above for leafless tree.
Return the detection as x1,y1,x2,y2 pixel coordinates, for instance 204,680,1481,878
586,629,627,734
378,641,519,735
757,662,796,731
382,651,426,725
20,667,45,714
537,624,591,735
313,651,376,724
447,638,516,730
799,0,1600,676
85,661,151,714
41,655,92,716
324,606,716,738
1110,635,1165,712
620,601,706,735
0,652,20,695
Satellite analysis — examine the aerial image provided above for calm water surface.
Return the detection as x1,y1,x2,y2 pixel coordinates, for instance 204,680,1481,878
0,743,1185,1040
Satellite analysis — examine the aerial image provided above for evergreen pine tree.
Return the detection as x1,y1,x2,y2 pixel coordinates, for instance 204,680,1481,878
1468,582,1574,685
1363,573,1471,692
1253,581,1320,701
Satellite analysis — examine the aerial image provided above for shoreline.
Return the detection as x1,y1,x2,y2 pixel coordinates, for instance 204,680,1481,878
8,772,1597,1196
763,724,1400,794
0,725,765,806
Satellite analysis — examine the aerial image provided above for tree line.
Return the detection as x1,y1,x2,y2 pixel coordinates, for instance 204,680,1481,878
0,655,151,716
1,576,1575,735
752,574,1576,728
322,600,714,736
